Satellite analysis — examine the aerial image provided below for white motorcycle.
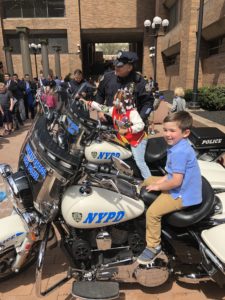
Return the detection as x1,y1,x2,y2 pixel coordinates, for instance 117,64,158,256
0,99,225,299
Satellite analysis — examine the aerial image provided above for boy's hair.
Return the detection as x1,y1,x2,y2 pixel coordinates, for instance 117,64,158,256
163,111,193,131
174,87,185,97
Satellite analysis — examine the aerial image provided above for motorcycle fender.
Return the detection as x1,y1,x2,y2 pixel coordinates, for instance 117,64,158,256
198,160,225,190
0,214,28,250
202,223,225,264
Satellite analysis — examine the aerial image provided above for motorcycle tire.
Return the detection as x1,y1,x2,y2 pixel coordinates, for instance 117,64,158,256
0,242,40,282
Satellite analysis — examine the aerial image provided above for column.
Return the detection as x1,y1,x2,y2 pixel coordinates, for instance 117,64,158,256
52,46,61,78
3,46,14,75
40,39,49,78
16,27,32,76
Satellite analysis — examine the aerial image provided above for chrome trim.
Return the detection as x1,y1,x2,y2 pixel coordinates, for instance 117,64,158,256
11,237,34,272
0,164,13,178
21,211,40,233
59,160,72,169
35,224,71,297
176,273,211,284
46,152,57,161
7,174,19,195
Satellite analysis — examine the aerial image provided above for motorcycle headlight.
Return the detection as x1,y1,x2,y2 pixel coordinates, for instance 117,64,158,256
0,164,15,204
0,164,33,211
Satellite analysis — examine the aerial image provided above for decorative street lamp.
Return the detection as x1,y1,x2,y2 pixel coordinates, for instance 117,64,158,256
29,43,41,78
144,17,169,83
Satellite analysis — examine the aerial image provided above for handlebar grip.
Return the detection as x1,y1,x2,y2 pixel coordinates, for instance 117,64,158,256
99,125,118,134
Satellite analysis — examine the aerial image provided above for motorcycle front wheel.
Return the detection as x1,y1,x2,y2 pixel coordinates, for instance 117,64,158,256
0,242,40,281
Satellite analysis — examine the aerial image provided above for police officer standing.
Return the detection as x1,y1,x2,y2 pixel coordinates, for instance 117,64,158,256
95,51,154,124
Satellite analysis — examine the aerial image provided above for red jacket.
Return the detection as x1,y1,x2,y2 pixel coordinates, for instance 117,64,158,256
112,108,145,147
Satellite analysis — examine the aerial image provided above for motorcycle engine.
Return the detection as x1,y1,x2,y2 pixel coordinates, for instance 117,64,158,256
66,223,145,263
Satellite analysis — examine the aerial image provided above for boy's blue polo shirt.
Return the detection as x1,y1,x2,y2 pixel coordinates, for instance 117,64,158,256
165,139,202,207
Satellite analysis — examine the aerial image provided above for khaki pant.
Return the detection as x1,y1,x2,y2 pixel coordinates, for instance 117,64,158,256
142,176,183,248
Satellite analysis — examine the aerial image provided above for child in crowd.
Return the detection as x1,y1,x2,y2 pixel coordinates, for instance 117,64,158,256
84,88,151,179
171,87,186,112
41,85,57,110
137,111,202,264
0,82,14,135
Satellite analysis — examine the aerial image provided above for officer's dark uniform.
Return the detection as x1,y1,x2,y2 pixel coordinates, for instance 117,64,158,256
95,51,154,123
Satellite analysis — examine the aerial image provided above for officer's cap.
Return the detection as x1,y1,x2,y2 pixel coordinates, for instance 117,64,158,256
114,51,138,67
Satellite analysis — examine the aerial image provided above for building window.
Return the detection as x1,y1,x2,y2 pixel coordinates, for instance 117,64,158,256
208,36,225,57
5,32,68,54
3,0,65,18
163,52,180,67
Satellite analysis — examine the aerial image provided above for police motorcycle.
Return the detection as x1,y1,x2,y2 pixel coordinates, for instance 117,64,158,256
1,97,225,299
65,96,225,198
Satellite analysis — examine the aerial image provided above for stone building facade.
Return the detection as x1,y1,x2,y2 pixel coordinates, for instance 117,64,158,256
0,0,225,91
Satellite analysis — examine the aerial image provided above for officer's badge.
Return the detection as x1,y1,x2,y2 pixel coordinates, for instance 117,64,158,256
117,51,122,58
72,212,82,223
91,152,97,158
145,83,151,92
101,105,109,113
128,82,135,94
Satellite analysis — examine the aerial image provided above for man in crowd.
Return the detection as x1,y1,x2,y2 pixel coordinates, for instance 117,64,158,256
4,73,24,129
70,69,94,100
22,74,37,119
12,73,26,122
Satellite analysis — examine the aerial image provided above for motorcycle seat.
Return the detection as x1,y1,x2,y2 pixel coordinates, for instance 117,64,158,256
145,137,167,163
140,176,215,228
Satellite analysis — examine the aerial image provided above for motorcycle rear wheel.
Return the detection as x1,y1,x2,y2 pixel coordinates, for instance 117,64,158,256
0,243,40,281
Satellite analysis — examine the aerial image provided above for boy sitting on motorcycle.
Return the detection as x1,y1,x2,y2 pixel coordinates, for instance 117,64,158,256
82,88,151,179
137,111,202,264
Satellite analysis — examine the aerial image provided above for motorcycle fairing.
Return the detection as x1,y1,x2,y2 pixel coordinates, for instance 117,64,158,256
61,186,145,228
198,160,225,190
202,223,225,264
0,214,27,249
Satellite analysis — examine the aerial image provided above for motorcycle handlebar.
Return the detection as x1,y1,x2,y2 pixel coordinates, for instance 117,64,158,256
97,124,118,134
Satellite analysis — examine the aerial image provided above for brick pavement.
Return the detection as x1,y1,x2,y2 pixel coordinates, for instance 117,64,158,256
0,117,225,300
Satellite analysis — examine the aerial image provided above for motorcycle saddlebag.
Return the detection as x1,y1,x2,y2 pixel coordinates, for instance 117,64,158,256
189,127,225,149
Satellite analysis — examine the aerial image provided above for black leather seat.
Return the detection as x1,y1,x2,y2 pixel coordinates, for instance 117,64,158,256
140,176,215,228
145,137,167,163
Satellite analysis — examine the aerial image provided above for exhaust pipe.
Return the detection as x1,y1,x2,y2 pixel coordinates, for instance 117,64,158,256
176,273,211,284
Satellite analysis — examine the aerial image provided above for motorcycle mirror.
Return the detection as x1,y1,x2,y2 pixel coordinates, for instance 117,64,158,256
112,156,133,176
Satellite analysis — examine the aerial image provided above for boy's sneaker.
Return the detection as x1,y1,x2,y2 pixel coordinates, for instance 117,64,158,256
137,245,162,265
